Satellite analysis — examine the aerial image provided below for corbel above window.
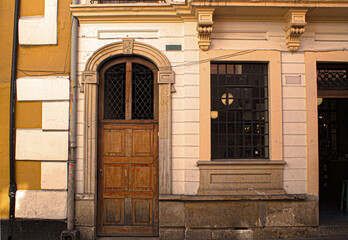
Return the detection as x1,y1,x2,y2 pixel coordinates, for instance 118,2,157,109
284,9,307,52
196,8,215,51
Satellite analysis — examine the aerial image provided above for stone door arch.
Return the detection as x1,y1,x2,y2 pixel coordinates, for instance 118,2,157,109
81,39,174,200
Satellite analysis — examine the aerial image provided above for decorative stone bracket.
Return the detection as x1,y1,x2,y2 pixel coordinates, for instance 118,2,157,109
196,8,214,51
285,9,307,52
81,71,98,93
159,71,175,92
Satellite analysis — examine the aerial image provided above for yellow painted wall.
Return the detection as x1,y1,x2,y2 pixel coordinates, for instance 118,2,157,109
0,0,71,219
16,102,42,129
15,161,41,190
17,0,71,78
0,0,15,220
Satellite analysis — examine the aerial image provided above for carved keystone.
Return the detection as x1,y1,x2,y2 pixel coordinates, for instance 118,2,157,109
196,8,214,51
285,9,307,52
123,39,134,55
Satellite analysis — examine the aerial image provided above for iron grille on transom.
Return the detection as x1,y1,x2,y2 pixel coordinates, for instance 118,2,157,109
317,63,348,90
211,63,269,159
104,63,126,119
132,63,154,120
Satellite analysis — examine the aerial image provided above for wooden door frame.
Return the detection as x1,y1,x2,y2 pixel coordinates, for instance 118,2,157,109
79,40,175,238
97,57,160,236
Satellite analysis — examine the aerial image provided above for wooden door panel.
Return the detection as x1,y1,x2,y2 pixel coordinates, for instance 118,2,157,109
104,164,124,190
103,156,154,164
132,129,153,156
98,123,158,236
103,129,125,156
132,164,152,191
105,199,124,225
133,199,152,225
102,226,153,236
104,191,153,198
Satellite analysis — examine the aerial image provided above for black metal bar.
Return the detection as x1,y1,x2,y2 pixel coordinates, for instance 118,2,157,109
9,0,20,235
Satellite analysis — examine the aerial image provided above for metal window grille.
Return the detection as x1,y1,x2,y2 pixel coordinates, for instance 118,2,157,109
211,63,269,159
317,64,348,90
132,63,154,120
104,63,126,120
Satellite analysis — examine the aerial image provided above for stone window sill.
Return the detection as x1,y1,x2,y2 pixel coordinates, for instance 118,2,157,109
197,160,286,196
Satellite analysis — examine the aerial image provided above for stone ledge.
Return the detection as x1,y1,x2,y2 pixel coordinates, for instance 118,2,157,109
159,194,308,201
197,160,286,166
197,160,286,196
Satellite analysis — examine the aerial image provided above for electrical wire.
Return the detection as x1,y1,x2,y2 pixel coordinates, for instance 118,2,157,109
171,49,257,68
16,29,347,75
16,15,73,77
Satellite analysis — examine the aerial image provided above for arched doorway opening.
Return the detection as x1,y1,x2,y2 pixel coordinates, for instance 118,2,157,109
97,57,159,236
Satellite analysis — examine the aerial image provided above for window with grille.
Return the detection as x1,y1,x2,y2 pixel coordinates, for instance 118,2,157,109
211,62,269,159
317,63,348,90
102,60,155,120
104,63,126,120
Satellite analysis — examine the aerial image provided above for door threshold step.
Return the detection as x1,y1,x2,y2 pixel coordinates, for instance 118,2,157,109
97,237,159,240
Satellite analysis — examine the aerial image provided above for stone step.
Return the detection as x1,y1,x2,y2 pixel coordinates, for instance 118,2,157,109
97,237,159,240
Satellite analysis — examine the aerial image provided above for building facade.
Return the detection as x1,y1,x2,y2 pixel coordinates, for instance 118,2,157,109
1,0,348,239
1,0,71,238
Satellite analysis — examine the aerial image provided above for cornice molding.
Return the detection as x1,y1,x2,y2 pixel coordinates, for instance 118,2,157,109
284,9,307,52
71,2,348,23
191,0,348,7
71,2,196,22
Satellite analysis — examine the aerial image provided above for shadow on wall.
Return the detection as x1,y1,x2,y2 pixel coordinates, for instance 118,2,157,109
1,219,66,240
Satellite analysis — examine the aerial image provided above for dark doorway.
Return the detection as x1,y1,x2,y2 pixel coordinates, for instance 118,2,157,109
318,63,348,223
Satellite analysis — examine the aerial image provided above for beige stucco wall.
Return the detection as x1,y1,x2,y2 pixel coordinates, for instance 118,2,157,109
76,22,200,195
76,18,348,196
209,21,348,194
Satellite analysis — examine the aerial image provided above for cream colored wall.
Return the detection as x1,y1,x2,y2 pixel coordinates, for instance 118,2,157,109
209,21,348,194
77,19,348,196
281,52,307,194
77,21,200,195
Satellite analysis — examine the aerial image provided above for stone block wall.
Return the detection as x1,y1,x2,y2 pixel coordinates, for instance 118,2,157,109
158,196,319,240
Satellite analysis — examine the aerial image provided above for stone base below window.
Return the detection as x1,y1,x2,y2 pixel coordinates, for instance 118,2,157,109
197,160,286,195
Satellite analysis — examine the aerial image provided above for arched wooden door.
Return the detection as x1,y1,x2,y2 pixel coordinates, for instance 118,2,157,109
97,57,159,236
